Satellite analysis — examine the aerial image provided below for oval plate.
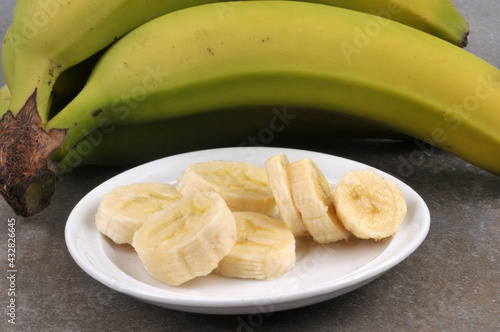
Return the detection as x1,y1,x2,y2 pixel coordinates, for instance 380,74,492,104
65,147,430,315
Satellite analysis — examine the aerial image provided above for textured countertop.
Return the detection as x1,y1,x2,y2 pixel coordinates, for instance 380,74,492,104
0,1,499,331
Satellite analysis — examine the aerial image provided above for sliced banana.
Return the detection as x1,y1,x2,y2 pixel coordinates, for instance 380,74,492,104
176,160,276,216
287,158,350,244
265,153,308,237
213,211,295,281
333,169,407,240
95,182,182,244
132,192,237,286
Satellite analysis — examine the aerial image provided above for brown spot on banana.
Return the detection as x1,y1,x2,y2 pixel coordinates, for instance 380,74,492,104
92,109,102,118
0,90,67,217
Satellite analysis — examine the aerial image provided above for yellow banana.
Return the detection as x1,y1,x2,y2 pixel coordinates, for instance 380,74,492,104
0,1,496,217
46,2,499,171
2,27,101,114
4,0,468,125
0,84,407,172
330,0,469,47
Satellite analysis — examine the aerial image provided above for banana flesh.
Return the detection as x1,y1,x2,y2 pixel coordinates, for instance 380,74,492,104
287,158,350,244
95,153,409,286
265,153,308,237
95,183,182,245
333,169,407,240
132,192,237,286
176,161,276,216
213,211,295,281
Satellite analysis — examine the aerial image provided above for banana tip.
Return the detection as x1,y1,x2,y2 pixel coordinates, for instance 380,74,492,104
460,31,470,48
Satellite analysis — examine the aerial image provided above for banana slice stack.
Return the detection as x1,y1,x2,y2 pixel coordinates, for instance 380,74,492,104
95,153,407,286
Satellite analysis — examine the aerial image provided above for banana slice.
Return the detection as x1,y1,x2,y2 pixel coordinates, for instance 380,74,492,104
213,211,295,281
132,192,237,286
333,169,407,240
176,160,276,216
265,154,308,237
287,158,350,244
95,182,182,244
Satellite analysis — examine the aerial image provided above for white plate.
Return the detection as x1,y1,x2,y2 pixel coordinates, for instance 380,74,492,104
65,147,430,315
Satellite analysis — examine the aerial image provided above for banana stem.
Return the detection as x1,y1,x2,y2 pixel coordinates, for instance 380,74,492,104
0,91,67,216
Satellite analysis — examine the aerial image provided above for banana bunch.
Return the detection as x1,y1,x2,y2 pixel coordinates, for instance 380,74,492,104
1,0,499,218
96,155,406,285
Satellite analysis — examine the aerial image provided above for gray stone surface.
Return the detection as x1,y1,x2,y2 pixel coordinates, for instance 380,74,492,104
0,0,499,331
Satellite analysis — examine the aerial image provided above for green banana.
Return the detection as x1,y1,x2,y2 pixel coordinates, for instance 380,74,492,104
0,2,492,217
2,27,101,114
0,84,406,174
4,0,469,126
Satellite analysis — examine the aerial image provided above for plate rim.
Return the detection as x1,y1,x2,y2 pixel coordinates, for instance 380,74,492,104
65,146,431,314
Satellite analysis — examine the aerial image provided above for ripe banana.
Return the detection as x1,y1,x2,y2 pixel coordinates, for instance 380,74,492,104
176,160,276,216
42,2,499,171
265,153,308,237
287,158,350,243
213,211,296,281
0,1,497,217
4,0,469,125
330,0,469,47
0,84,407,175
95,182,182,245
132,191,237,286
333,169,407,240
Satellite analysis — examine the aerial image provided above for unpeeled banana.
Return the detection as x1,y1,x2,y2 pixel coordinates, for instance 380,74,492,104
4,0,469,126
1,1,498,218
1,26,100,110
43,1,500,178
95,182,182,245
132,191,237,286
